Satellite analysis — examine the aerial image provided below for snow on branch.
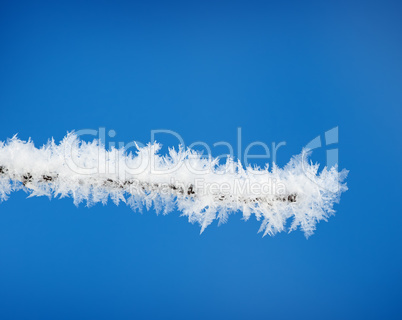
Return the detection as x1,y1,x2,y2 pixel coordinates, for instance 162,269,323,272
0,133,348,237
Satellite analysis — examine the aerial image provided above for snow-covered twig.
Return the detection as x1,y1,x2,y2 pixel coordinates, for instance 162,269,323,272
0,133,348,237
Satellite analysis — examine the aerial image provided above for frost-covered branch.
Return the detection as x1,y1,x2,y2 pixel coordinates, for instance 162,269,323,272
0,133,348,237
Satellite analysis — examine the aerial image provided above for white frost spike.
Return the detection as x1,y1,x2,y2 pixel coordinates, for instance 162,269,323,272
0,133,348,237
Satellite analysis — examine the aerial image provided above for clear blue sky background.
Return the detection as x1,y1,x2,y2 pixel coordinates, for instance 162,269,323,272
0,1,401,319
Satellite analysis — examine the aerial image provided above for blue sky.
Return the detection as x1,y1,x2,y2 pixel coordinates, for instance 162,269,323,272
0,0,401,319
